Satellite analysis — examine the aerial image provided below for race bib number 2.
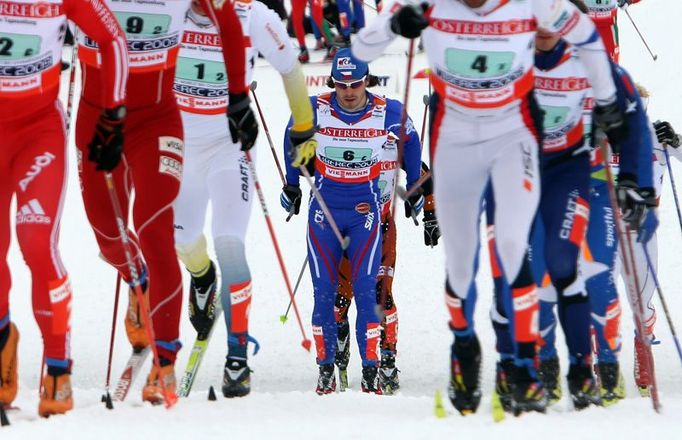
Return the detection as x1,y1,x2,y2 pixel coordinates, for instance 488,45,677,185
0,33,41,61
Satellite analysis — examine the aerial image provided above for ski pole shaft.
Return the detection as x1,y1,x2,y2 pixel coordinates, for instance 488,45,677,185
622,6,658,61
281,256,308,323
250,81,286,186
104,274,122,397
663,147,682,235
103,172,177,408
65,28,79,133
642,243,682,365
243,151,312,351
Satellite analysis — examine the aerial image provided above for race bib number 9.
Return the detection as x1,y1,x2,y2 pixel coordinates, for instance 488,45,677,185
445,48,515,79
0,33,41,61
176,57,226,84
541,105,570,130
115,12,171,36
324,147,373,163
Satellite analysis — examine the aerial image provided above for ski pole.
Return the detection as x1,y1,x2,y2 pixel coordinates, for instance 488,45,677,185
600,141,661,412
280,256,309,324
642,243,682,365
102,274,122,409
622,6,658,61
243,151,312,351
65,28,79,133
663,147,682,235
103,173,178,408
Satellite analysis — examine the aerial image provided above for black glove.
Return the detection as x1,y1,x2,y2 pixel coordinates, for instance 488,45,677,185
289,126,318,176
280,184,302,216
404,190,424,219
653,120,681,148
618,0,632,7
594,101,627,147
616,174,656,229
88,106,126,172
228,93,259,151
390,4,429,39
423,209,440,247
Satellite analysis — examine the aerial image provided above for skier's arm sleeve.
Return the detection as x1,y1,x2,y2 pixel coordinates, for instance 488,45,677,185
402,115,422,191
533,0,616,104
67,0,128,107
199,0,248,94
251,2,314,132
352,0,408,62
283,96,317,185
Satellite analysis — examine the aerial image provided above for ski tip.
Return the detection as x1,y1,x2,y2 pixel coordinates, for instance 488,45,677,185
301,339,312,352
208,386,217,401
0,405,9,427
279,315,288,324
164,391,179,409
434,390,447,419
104,392,114,410
491,391,506,423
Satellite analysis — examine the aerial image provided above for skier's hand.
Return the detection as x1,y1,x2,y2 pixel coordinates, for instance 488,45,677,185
618,0,633,7
289,126,318,175
390,4,429,39
423,209,440,247
280,184,302,216
653,120,681,148
404,190,424,219
594,101,628,148
228,93,259,151
616,175,656,230
88,106,126,172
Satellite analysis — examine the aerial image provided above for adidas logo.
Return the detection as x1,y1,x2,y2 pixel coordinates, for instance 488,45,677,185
16,199,51,224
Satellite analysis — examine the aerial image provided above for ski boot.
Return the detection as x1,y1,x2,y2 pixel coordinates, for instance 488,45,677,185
125,272,150,350
323,45,337,63
538,356,562,406
0,322,19,406
188,262,219,338
298,47,310,64
361,366,382,394
597,362,625,406
567,362,601,410
335,320,350,391
379,351,400,395
142,359,176,405
447,335,481,415
39,366,73,417
222,357,251,398
634,335,656,397
494,359,515,412
511,362,547,416
316,364,336,395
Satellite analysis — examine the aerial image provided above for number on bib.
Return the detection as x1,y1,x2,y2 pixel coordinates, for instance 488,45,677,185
0,33,41,60
114,12,171,36
176,57,227,84
325,147,372,163
541,105,570,130
445,48,515,79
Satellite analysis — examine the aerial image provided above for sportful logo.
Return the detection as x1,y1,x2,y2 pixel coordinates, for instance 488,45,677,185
16,199,51,224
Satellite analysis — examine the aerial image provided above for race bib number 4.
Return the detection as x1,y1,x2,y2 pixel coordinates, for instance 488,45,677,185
446,48,515,79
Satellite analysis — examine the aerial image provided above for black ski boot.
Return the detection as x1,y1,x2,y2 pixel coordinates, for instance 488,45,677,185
511,362,547,416
597,361,625,406
335,319,350,391
567,362,601,410
447,335,481,415
222,357,250,398
188,262,218,338
494,359,515,412
538,356,562,406
361,366,382,394
379,352,400,395
316,364,336,395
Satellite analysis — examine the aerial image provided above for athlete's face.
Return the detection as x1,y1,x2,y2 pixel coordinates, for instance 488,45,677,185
535,28,561,52
191,0,206,15
334,77,369,112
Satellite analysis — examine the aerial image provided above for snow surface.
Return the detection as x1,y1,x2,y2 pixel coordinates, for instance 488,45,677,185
3,3,682,438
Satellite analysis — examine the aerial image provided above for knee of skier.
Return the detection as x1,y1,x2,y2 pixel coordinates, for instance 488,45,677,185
17,227,55,274
214,235,250,285
175,234,211,275
555,273,588,304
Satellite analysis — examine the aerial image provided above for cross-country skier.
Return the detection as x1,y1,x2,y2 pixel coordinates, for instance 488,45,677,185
281,48,423,394
585,0,641,62
173,0,315,398
353,0,626,415
75,0,258,404
0,0,127,417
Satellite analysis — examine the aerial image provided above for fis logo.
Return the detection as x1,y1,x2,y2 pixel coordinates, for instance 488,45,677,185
19,152,56,191
16,199,51,224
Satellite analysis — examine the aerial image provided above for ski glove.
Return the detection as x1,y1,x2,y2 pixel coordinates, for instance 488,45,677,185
653,120,681,148
404,190,424,219
289,126,318,175
390,4,429,39
280,184,302,216
616,175,656,231
618,0,633,7
88,106,126,172
228,93,259,151
423,210,440,247
594,101,627,149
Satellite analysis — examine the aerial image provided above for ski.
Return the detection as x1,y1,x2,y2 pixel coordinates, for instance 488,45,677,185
491,390,506,423
338,368,348,392
112,346,151,402
177,302,222,397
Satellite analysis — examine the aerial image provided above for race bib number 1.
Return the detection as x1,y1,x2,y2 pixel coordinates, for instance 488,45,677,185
176,57,226,84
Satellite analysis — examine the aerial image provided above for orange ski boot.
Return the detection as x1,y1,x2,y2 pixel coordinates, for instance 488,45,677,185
142,362,177,405
0,322,19,406
38,369,73,417
125,284,151,350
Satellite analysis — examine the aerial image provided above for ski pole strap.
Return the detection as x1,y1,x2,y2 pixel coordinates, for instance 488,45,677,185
228,334,261,355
